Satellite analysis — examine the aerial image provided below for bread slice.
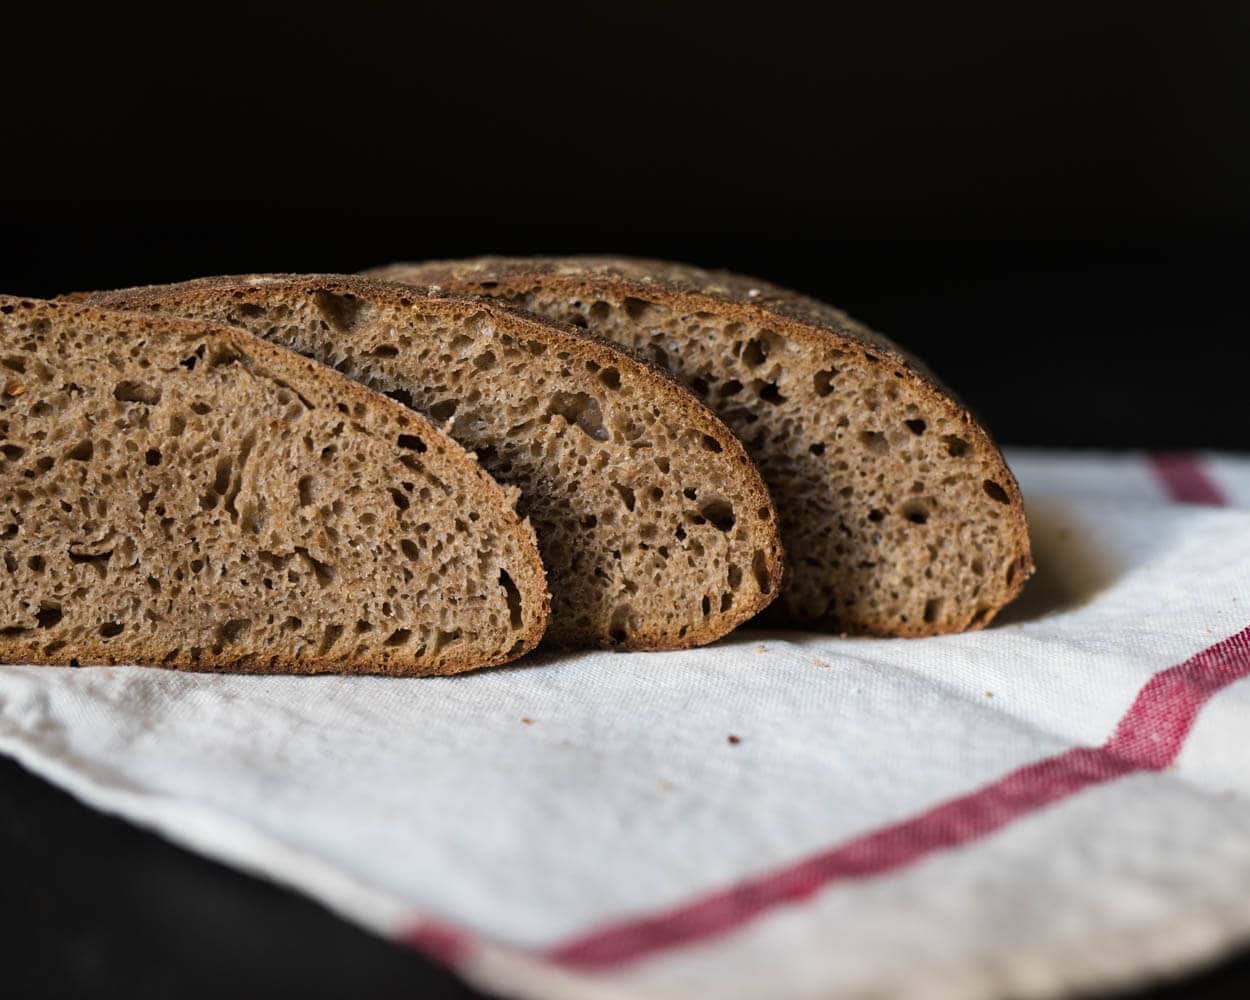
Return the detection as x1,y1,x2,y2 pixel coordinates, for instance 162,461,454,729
367,257,1033,636
0,296,548,675
88,276,785,650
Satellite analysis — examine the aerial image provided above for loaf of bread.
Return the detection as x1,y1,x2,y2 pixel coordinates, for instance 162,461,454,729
367,257,1033,636
89,276,786,650
0,296,548,674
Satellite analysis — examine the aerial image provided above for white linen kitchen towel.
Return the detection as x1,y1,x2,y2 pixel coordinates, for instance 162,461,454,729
2,449,1250,1000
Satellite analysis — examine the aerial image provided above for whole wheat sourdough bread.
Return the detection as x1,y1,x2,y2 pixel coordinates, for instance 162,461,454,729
89,276,785,650
0,296,548,675
367,257,1033,636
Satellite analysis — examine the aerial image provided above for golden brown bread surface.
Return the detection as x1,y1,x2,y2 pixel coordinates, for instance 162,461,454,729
367,257,1033,636
89,275,786,650
0,296,548,675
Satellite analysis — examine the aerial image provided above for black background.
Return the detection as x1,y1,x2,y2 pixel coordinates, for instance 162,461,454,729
3,4,1249,997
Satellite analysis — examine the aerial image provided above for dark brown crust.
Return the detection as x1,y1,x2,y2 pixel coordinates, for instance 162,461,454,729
366,257,1034,636
88,275,787,652
0,295,550,675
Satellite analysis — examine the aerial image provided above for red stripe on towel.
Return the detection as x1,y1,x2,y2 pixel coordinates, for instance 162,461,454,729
1149,452,1226,505
548,624,1250,971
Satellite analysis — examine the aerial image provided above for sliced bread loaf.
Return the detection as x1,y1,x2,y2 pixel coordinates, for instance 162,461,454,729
0,296,548,675
88,276,785,650
367,257,1033,636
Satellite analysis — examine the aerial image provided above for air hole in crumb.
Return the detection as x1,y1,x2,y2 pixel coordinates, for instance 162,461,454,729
757,382,786,405
943,435,969,457
623,297,655,322
296,548,336,586
212,457,231,496
859,431,888,454
473,350,497,370
385,387,414,409
67,440,94,461
398,434,427,453
384,628,412,647
191,402,211,415
813,369,837,396
114,380,162,405
701,499,736,532
35,606,61,628
599,367,621,390
145,448,162,466
499,570,523,629
216,619,249,645
924,598,943,623
613,482,636,512
389,488,409,511
313,290,364,331
902,500,930,525
752,550,772,594
868,508,885,522
700,434,722,453
99,621,124,638
548,392,608,441
429,399,458,422
720,379,743,397
742,338,767,367
701,595,711,617
983,480,1010,504
297,475,317,507
370,344,399,358
809,442,825,456
720,593,733,612
319,623,344,653
905,418,927,435
400,538,420,561
608,605,631,643
690,377,709,397
728,564,742,589
0,444,23,460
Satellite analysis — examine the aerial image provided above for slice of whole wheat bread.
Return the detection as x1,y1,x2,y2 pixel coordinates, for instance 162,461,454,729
367,257,1033,637
0,296,548,675
88,275,786,650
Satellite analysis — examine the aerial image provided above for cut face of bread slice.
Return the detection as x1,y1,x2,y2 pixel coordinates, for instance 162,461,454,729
367,257,1033,636
89,276,785,650
0,296,548,675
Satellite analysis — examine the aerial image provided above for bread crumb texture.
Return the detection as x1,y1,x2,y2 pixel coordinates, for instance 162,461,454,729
89,277,785,650
0,296,547,675
368,257,1034,636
